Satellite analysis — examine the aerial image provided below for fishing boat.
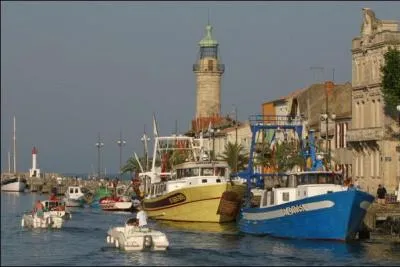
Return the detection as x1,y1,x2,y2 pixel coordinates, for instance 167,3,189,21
99,184,135,211
1,116,26,192
99,195,133,212
237,115,375,241
138,134,246,223
106,217,169,251
64,186,85,207
41,199,72,220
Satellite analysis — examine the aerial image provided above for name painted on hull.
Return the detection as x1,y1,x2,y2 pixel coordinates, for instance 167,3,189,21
144,193,187,209
282,205,307,216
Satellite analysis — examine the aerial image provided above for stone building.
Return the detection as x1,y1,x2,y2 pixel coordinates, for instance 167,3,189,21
347,8,400,194
192,24,225,132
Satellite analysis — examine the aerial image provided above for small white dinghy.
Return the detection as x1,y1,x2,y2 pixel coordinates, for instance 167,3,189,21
21,211,64,229
106,218,169,251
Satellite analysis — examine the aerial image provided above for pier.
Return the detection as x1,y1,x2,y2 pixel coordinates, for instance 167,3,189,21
363,203,400,240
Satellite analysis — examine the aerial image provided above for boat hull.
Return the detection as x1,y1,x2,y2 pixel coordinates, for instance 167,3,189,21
64,198,84,207
21,214,64,229
237,189,375,241
143,182,246,223
1,181,26,192
107,226,169,251
100,200,133,211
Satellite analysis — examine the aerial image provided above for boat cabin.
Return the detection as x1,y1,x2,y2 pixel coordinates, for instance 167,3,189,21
256,171,345,208
65,186,84,198
145,161,231,199
41,200,66,211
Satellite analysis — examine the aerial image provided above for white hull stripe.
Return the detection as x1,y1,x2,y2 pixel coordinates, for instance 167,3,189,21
243,200,335,221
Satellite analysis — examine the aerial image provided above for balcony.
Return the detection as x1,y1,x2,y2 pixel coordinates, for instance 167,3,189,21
192,64,225,73
346,127,384,142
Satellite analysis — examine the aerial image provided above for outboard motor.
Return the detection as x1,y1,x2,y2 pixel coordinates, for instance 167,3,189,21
143,235,153,250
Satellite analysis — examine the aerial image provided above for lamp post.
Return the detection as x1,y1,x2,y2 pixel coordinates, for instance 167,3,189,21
117,131,126,178
320,81,336,170
95,133,104,179
232,104,239,173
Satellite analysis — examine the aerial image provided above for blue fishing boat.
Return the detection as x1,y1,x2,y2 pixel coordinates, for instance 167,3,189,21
237,115,374,241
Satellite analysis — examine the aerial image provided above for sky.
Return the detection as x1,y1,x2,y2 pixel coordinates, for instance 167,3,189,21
1,1,399,175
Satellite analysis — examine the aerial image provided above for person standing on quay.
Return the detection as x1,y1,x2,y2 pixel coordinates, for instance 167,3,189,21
376,184,387,205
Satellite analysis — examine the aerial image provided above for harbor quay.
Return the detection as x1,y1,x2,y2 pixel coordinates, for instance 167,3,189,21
1,172,132,197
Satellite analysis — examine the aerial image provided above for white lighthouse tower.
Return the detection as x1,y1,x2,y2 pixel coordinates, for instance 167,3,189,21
29,146,41,178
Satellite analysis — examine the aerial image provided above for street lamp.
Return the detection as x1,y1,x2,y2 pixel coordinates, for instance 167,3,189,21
232,104,238,145
117,131,126,178
209,128,220,161
95,133,104,179
320,112,336,170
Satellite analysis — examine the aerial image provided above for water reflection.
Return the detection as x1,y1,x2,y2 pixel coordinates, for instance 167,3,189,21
156,221,238,234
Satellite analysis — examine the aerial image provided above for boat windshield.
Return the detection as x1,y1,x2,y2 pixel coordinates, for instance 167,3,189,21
296,173,342,186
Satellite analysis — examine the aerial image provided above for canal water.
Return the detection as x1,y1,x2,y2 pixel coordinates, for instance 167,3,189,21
1,192,399,266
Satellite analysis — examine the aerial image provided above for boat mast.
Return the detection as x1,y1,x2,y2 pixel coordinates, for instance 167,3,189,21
13,115,16,174
8,151,11,173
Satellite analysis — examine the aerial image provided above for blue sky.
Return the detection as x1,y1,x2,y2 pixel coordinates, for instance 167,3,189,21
1,2,399,174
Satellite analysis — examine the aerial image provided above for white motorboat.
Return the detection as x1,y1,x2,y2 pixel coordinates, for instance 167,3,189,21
21,212,64,229
64,186,85,207
1,176,26,192
106,218,169,251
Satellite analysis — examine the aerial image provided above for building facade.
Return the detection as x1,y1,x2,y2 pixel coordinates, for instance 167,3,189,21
347,8,400,194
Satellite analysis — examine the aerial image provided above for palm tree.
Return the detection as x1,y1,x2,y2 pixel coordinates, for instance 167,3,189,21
254,141,274,170
274,141,305,172
121,156,143,176
218,142,249,173
168,150,189,168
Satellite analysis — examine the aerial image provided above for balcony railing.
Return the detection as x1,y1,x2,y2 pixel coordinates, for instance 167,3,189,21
346,127,384,142
192,64,225,73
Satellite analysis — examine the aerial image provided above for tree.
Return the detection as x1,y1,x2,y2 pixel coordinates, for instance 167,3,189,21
274,141,305,172
218,142,249,173
254,142,274,170
121,156,143,176
381,47,400,118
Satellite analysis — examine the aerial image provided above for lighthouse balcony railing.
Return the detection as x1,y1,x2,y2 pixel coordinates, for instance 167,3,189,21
192,64,225,73
249,115,303,128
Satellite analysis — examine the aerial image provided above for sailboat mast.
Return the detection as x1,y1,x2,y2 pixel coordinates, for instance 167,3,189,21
13,116,16,174
8,151,11,173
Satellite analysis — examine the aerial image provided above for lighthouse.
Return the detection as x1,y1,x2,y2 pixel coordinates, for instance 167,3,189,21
29,146,41,178
192,23,225,132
